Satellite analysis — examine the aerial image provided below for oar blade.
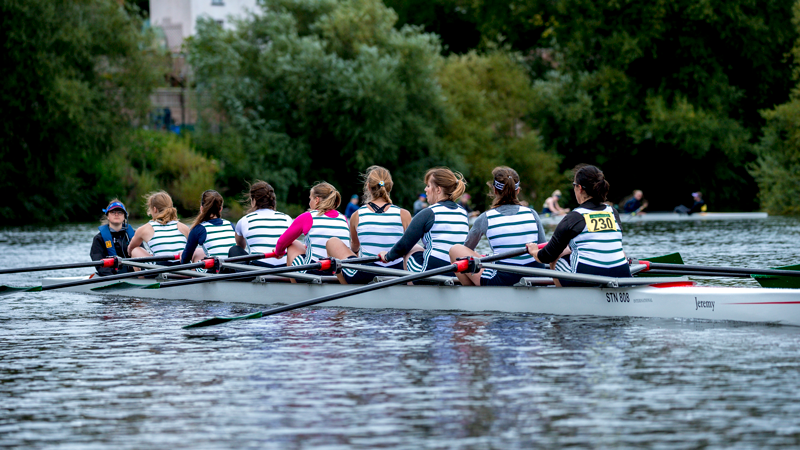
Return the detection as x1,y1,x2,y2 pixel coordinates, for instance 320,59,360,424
752,264,800,289
183,311,263,329
634,252,684,277
0,285,42,294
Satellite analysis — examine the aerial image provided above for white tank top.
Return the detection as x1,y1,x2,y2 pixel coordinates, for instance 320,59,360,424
200,219,237,258
568,205,626,271
301,211,350,263
356,204,404,267
485,207,538,265
237,209,292,264
147,220,186,256
423,203,469,264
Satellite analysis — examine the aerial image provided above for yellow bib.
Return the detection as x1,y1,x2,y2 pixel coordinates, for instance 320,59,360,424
582,211,619,232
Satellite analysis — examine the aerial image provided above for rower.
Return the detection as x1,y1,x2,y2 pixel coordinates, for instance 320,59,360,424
181,190,237,268
378,167,469,279
526,164,631,287
326,166,412,284
90,199,135,276
128,191,199,268
275,182,350,277
449,166,546,286
230,181,292,268
541,190,570,216
623,190,648,215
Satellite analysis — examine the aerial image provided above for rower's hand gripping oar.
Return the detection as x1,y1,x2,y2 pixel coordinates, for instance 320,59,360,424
183,257,477,329
0,254,181,275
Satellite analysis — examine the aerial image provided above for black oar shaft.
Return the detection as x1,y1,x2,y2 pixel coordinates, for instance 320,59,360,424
643,262,800,277
159,262,327,288
41,259,215,291
0,254,178,275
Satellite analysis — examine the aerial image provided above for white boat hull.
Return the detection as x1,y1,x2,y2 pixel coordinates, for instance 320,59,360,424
43,277,800,327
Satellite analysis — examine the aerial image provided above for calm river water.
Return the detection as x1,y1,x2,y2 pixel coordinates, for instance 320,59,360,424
1,217,800,449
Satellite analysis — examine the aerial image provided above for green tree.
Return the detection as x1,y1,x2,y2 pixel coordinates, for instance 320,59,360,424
0,0,164,222
438,51,564,210
750,1,800,215
188,0,451,208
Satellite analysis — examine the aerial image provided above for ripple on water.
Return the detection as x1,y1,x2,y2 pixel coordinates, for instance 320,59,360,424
2,219,800,448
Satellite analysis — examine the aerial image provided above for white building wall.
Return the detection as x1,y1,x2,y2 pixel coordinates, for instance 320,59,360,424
149,0,259,51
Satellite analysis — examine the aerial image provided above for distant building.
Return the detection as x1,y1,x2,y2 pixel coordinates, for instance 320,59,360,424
149,0,258,52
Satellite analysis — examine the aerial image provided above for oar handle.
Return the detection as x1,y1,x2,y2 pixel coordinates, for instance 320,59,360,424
157,259,333,288
479,243,546,264
220,251,279,265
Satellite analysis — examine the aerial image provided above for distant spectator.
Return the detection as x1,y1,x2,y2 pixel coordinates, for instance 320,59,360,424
623,190,649,214
541,190,570,216
457,193,480,218
413,193,428,216
345,194,359,219
674,192,707,215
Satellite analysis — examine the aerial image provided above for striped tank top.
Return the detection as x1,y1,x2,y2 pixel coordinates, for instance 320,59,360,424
295,210,350,265
568,205,626,271
355,204,404,267
409,203,468,272
201,219,237,258
237,209,292,264
147,220,186,256
484,206,539,265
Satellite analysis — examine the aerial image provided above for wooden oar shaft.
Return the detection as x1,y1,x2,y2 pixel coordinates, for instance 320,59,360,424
642,262,800,277
0,254,178,275
41,258,216,291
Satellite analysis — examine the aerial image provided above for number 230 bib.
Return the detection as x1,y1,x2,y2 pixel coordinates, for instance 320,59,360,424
582,211,619,232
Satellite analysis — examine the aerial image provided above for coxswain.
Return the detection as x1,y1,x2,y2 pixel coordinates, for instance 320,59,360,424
127,191,199,268
326,166,411,284
230,181,292,268
181,190,237,267
90,199,135,276
541,190,570,216
274,182,350,277
622,190,648,215
449,166,546,286
378,167,469,279
526,164,631,287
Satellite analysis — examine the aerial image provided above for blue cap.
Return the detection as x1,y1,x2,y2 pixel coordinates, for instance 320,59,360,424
351,194,359,199
103,201,128,217
419,193,426,198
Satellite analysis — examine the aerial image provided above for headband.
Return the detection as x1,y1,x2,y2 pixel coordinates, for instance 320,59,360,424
494,180,520,191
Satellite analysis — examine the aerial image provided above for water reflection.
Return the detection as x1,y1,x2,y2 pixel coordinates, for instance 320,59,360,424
2,219,800,448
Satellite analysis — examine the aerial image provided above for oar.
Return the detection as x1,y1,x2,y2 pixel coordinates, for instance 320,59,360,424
183,248,532,329
95,256,381,291
0,254,179,275
183,258,476,329
752,264,800,289
634,261,800,278
480,263,667,287
1,252,286,293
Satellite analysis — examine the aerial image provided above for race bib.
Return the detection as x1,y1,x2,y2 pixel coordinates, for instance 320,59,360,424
582,211,619,232
105,240,113,248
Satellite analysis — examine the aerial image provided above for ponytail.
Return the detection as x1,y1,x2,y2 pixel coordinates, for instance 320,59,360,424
191,190,224,229
573,164,610,202
310,182,341,215
362,165,393,204
145,191,179,225
488,166,521,208
244,180,277,214
424,167,467,202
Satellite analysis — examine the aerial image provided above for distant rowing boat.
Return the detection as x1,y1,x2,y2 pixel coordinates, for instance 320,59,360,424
41,273,800,327
538,211,768,226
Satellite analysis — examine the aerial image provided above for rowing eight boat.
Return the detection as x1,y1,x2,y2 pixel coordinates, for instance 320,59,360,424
40,273,800,327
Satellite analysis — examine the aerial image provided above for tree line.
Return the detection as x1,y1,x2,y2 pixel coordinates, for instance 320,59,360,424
2,0,800,224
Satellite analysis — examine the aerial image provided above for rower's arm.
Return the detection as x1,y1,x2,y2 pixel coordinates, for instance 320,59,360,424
385,208,434,261
530,209,547,243
463,213,487,250
536,213,582,263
